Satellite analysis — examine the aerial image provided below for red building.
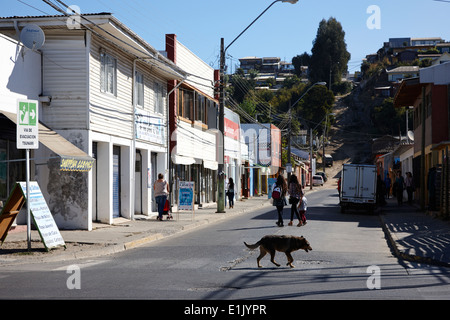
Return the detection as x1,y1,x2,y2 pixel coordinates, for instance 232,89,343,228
394,62,450,213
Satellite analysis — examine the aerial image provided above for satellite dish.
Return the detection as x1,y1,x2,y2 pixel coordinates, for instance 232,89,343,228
20,24,45,50
407,130,414,142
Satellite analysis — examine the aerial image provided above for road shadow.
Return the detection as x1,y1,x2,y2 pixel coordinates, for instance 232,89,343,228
203,262,450,300
382,200,450,266
250,202,381,229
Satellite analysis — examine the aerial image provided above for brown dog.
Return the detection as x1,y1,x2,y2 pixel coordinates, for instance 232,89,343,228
244,235,312,268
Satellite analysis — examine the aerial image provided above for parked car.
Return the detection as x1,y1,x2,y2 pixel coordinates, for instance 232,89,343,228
316,171,327,182
312,175,324,186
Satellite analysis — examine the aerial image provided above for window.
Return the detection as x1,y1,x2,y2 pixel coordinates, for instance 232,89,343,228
195,93,205,123
135,71,144,108
100,52,117,95
154,82,164,114
178,88,193,120
184,90,193,119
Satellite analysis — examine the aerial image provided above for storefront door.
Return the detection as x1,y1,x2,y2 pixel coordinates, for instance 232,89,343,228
113,146,121,218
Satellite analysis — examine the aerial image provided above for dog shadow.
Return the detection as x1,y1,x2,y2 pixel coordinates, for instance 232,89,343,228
218,225,275,232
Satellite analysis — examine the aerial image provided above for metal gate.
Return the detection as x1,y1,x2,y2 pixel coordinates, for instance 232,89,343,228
113,146,121,218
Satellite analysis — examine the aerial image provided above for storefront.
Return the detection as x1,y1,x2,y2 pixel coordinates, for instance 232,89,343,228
224,108,242,200
0,111,95,227
0,116,26,205
165,34,219,209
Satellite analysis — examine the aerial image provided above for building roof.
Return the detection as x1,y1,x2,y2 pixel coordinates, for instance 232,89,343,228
411,37,443,41
0,13,187,80
291,147,310,160
420,61,450,85
393,77,426,108
386,66,420,74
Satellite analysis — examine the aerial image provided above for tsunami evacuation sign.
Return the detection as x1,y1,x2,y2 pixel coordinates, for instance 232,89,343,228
17,100,39,149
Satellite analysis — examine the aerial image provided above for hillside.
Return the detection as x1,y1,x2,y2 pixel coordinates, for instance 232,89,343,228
322,88,376,186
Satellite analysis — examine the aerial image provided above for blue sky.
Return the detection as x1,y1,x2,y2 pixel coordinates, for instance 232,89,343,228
3,0,449,73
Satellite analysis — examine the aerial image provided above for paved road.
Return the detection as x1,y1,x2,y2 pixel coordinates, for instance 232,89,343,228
1,188,449,302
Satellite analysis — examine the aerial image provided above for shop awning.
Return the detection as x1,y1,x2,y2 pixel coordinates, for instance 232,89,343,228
1,111,95,172
203,160,218,170
171,154,195,165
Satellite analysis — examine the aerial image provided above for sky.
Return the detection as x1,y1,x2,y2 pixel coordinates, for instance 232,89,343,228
2,0,450,74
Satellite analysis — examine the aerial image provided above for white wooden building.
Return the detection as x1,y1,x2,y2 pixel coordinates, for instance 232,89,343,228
0,14,187,230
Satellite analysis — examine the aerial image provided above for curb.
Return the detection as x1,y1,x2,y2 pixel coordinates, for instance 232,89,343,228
379,214,450,268
0,199,273,266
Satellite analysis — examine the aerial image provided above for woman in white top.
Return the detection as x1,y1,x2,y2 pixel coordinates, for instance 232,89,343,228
153,173,169,221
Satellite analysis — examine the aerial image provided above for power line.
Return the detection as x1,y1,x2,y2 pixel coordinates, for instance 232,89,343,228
40,0,217,88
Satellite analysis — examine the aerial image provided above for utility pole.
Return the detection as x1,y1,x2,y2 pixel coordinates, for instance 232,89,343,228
310,128,313,190
287,103,292,181
217,38,226,213
323,114,327,173
420,86,426,210
216,0,298,212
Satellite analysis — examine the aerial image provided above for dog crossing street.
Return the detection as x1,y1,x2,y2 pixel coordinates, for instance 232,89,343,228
244,235,312,268
0,188,449,301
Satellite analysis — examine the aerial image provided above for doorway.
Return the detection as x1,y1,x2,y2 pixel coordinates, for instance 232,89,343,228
135,150,142,214
151,152,157,212
113,146,121,218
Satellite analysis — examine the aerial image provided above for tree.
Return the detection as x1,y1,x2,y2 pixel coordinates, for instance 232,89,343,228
296,85,334,135
309,18,351,87
372,97,407,135
292,52,311,77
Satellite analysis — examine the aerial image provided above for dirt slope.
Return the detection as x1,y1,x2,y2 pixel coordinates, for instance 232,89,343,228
321,91,374,189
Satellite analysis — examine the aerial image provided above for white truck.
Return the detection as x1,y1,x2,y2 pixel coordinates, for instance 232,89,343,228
339,164,377,214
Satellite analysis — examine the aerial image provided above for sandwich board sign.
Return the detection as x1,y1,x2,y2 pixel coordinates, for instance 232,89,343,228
17,100,39,149
178,181,195,220
0,182,65,251
178,181,194,210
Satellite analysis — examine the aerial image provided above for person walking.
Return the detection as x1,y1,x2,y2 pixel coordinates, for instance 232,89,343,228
394,171,405,205
385,175,391,199
288,174,303,226
376,175,386,206
227,177,235,209
298,193,308,226
272,175,287,227
153,173,170,221
405,172,414,205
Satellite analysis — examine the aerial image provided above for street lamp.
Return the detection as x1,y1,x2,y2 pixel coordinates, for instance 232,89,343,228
217,0,298,213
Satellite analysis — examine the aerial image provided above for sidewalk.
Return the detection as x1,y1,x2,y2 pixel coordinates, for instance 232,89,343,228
1,191,450,268
0,196,272,265
380,197,450,268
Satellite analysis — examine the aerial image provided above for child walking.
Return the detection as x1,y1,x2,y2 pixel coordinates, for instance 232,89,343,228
298,194,307,226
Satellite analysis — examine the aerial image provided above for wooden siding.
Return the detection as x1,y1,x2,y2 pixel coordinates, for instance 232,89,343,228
176,40,215,99
41,30,88,129
89,34,167,143
89,34,133,139
176,121,216,161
